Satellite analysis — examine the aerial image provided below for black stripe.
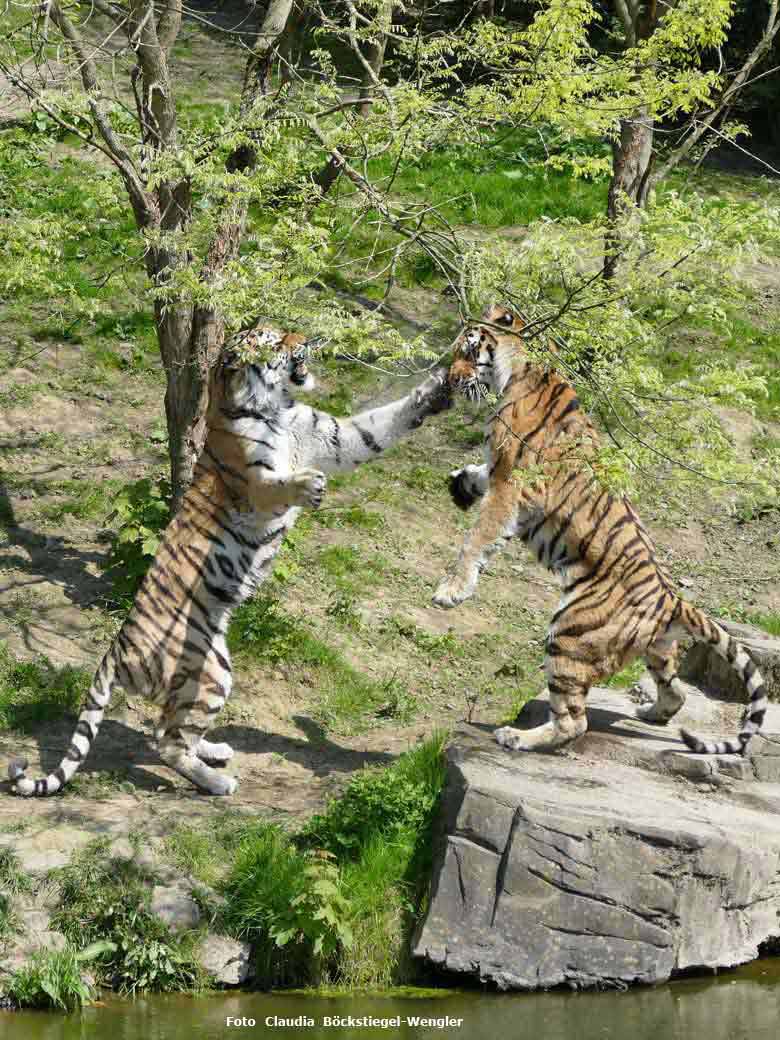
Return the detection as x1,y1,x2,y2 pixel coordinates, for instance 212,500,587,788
54,766,68,787
353,423,382,453
558,397,580,420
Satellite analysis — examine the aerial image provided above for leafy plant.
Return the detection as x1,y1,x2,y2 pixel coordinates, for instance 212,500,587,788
299,734,447,858
8,943,111,1011
269,851,353,964
103,475,171,602
52,840,200,995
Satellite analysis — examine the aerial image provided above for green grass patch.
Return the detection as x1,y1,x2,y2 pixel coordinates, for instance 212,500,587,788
8,946,98,1011
370,139,607,228
40,478,123,523
604,659,647,689
383,616,464,659
51,838,202,995
222,733,448,989
0,641,89,733
229,597,413,731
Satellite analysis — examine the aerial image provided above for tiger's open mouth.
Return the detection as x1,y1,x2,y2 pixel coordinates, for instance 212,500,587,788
453,376,484,403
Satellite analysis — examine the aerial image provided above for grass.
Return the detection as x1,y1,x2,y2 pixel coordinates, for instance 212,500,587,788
51,838,202,995
221,733,448,989
369,137,608,228
39,478,123,523
8,947,96,1011
0,641,89,733
228,596,415,731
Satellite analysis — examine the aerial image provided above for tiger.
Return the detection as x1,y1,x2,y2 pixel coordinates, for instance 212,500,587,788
432,303,767,758
8,327,451,797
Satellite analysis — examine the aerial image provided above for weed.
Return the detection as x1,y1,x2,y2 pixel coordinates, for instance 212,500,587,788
719,604,780,638
315,504,386,532
103,475,171,602
67,769,134,800
0,641,89,733
222,735,448,988
604,659,647,689
8,946,101,1011
299,734,447,858
0,847,32,895
383,616,463,659
52,839,201,995
402,465,443,493
319,545,387,594
326,593,363,630
39,479,122,523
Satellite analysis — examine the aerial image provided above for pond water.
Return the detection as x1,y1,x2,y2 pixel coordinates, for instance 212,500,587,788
3,959,780,1040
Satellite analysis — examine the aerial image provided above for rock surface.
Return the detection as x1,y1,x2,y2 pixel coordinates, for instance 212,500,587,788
150,884,201,931
413,687,780,991
680,620,780,703
197,934,254,986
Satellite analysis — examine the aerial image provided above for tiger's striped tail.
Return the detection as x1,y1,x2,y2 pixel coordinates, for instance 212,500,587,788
8,649,119,796
678,604,767,756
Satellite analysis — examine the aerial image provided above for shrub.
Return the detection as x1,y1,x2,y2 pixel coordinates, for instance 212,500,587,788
299,733,447,858
103,475,171,603
51,840,200,995
8,945,108,1011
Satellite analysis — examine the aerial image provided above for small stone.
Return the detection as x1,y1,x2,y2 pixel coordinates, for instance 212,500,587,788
150,885,200,931
197,934,254,986
108,837,134,862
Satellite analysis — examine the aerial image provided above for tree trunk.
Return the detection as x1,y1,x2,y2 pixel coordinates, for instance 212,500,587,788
604,110,654,281
359,0,392,118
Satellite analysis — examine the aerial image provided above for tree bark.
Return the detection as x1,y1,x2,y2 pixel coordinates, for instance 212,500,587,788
604,109,654,280
359,0,393,118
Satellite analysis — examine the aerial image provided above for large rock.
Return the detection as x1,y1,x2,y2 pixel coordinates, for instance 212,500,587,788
413,687,780,991
150,885,200,931
680,620,780,703
197,934,254,986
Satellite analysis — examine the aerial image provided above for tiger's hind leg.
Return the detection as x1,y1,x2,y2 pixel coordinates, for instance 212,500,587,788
156,654,237,795
635,638,687,725
495,671,590,752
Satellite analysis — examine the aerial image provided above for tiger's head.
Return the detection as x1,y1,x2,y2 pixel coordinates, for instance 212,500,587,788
449,305,523,401
215,327,316,413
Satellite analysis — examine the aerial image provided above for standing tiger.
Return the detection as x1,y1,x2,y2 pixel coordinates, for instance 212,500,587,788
433,304,767,757
9,328,450,797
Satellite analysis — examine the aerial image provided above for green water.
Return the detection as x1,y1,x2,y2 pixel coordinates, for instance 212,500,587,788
3,960,780,1040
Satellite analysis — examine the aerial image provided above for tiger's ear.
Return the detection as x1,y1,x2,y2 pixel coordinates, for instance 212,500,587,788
496,310,515,327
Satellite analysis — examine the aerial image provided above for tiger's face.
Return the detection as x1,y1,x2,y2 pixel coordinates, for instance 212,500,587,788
216,328,316,410
449,305,522,401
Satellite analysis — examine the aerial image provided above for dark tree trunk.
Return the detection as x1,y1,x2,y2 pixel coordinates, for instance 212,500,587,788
604,110,654,280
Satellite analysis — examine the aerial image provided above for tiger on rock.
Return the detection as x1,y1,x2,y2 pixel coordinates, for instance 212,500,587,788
433,304,767,757
9,328,450,797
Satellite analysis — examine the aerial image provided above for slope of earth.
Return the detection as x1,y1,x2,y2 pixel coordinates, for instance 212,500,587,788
1,19,779,852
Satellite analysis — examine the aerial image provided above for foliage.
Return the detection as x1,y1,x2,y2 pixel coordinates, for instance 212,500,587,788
0,641,89,733
222,734,447,988
103,476,172,603
7,944,111,1011
52,840,201,995
299,734,447,858
269,851,353,962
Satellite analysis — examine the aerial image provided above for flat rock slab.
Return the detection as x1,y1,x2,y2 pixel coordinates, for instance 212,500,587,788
413,688,780,991
680,620,780,703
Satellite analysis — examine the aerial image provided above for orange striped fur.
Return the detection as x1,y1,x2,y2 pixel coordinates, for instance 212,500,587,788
434,304,767,757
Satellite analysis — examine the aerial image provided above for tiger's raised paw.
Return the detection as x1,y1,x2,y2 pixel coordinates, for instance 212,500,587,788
196,739,235,765
292,469,327,510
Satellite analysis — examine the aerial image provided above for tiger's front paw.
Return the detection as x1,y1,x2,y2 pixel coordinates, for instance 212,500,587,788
432,575,475,609
494,726,530,751
411,368,452,421
449,465,485,511
292,469,327,509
